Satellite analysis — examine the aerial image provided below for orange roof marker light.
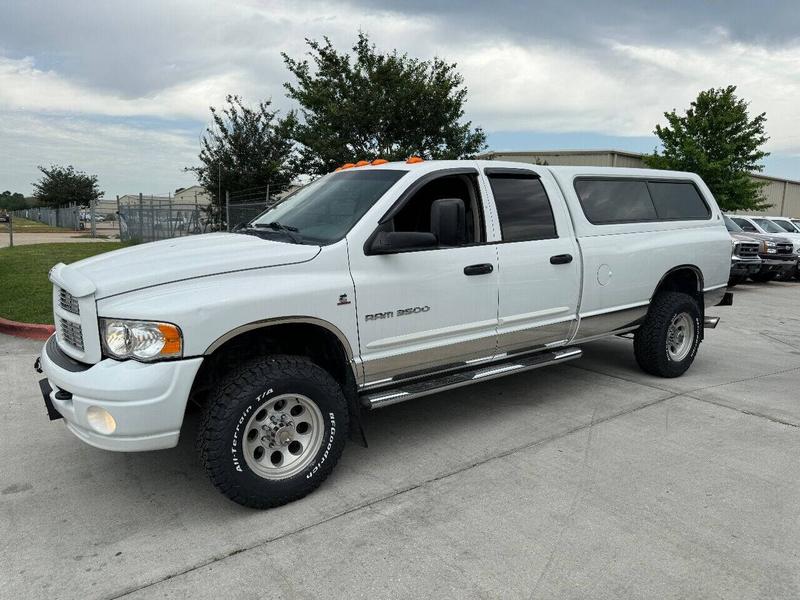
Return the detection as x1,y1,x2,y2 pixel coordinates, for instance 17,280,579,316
334,167,343,172
340,163,356,170
406,156,424,164
371,159,388,165
355,160,370,167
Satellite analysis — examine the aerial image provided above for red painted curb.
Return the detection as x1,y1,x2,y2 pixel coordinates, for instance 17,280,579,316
0,316,55,341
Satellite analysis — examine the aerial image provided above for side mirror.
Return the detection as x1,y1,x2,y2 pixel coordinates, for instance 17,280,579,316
367,231,438,255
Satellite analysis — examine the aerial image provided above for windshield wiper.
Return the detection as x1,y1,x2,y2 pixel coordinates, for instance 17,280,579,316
248,221,302,243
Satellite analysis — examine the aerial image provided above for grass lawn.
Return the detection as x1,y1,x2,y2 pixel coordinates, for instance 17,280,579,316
0,242,132,324
9,216,73,233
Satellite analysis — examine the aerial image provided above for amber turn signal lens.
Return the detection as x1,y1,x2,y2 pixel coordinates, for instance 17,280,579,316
355,160,369,167
157,323,182,356
341,163,355,169
406,156,424,164
371,159,388,165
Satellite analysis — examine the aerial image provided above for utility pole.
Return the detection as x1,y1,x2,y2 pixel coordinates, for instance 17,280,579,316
90,198,97,238
225,191,231,232
7,214,13,248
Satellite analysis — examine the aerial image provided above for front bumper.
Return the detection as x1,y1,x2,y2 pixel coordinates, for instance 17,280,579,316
730,257,762,276
758,257,796,275
38,335,203,451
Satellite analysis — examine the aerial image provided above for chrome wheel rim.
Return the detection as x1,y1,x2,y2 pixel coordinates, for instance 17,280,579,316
243,393,324,480
666,312,694,362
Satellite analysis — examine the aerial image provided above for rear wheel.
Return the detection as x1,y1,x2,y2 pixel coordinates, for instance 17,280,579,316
634,292,701,378
198,355,348,509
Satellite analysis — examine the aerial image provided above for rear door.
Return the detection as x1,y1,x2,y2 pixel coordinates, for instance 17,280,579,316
481,167,581,354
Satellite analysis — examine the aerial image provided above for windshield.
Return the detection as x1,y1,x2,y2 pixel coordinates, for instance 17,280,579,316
772,219,799,233
247,170,407,244
752,218,784,234
723,215,742,232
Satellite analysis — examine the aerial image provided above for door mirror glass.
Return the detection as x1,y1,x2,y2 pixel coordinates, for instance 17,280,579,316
368,231,437,254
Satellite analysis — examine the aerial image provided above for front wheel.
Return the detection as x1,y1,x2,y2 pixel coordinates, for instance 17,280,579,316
634,292,701,378
197,355,348,509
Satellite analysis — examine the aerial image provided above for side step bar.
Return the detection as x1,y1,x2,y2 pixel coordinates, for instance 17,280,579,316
361,347,582,410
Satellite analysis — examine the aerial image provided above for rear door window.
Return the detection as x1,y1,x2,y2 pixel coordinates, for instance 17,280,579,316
488,175,557,242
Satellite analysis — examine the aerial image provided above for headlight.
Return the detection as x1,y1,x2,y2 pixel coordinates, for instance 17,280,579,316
731,239,738,256
100,319,183,361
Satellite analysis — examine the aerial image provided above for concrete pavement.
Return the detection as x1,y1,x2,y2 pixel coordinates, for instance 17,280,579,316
0,231,112,248
1,281,799,599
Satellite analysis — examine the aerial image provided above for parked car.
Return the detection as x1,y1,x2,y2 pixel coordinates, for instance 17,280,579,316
766,217,800,280
768,216,800,235
37,160,732,508
723,215,762,286
0,213,9,223
730,216,799,281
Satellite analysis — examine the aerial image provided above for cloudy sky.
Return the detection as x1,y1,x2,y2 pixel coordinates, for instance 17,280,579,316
1,0,799,197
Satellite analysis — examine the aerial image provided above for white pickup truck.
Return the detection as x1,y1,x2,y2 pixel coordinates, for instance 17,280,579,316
37,159,732,508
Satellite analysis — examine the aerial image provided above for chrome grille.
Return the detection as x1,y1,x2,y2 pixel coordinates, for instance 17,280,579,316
58,288,80,315
736,242,759,258
59,319,84,351
776,242,793,255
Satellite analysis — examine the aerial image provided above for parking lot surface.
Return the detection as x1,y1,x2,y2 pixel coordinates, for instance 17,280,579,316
2,282,799,599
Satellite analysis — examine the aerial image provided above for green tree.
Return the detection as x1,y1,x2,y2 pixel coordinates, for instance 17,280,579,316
32,165,103,208
283,33,487,175
643,85,770,212
0,191,35,211
187,95,299,213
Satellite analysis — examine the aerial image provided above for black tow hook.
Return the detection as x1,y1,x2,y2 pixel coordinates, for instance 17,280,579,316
34,356,43,374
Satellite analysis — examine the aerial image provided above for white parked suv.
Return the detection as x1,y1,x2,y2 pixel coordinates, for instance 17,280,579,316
36,159,732,508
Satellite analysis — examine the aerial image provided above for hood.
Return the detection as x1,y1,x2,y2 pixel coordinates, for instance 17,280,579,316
729,232,758,243
730,231,791,244
53,233,321,299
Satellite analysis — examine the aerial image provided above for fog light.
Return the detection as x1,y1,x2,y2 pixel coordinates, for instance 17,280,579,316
86,406,117,435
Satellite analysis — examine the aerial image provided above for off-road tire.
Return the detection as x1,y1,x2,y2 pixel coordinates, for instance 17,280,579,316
634,292,701,378
750,272,776,283
197,355,348,509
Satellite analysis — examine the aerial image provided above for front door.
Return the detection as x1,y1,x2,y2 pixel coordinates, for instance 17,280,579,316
348,170,499,385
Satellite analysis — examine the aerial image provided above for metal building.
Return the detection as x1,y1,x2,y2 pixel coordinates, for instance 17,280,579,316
479,149,800,218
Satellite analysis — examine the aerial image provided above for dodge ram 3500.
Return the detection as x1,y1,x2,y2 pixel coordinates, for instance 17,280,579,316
36,160,732,508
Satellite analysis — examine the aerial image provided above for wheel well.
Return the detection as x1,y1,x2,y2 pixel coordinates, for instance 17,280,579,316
189,323,356,411
653,266,703,306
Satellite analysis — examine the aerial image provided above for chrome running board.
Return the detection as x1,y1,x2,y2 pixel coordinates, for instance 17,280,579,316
361,347,582,410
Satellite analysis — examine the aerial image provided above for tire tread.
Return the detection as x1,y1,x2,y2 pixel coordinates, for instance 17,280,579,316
197,355,348,509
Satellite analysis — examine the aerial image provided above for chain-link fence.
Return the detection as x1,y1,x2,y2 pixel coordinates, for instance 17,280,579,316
11,187,286,244
118,196,216,242
226,186,275,229
13,205,81,230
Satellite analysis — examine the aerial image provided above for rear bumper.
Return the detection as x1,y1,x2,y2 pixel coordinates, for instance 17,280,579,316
39,335,203,451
